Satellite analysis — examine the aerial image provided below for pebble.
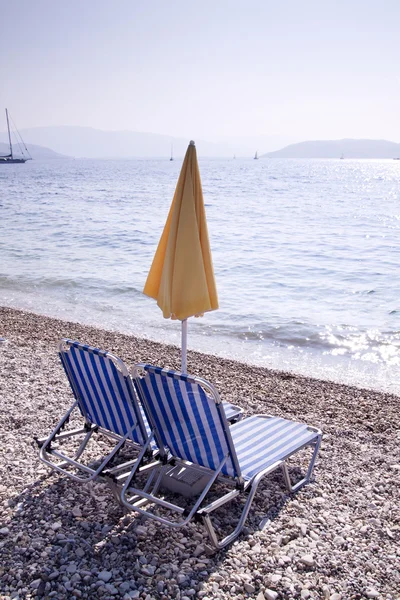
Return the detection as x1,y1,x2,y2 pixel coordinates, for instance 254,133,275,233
98,571,113,583
141,565,156,576
299,554,315,567
193,544,205,557
259,517,271,530
263,590,279,600
119,582,131,592
135,526,147,536
365,589,379,598
333,536,346,546
30,579,42,590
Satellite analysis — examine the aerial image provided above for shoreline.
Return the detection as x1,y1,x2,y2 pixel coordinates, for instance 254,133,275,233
0,306,399,599
1,304,398,401
2,280,399,398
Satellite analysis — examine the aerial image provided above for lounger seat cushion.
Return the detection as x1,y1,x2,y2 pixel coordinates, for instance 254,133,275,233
230,415,318,480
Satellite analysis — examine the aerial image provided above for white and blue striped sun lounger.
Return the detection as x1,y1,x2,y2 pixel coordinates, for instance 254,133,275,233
121,365,322,549
37,340,155,483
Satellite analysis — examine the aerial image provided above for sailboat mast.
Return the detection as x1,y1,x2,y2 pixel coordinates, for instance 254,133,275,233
5,109,13,159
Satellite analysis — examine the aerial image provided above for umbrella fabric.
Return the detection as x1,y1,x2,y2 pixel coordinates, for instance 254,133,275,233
143,141,218,321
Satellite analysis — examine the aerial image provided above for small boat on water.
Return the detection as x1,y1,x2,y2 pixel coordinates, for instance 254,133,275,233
340,153,344,159
170,144,174,161
0,109,32,164
254,150,258,160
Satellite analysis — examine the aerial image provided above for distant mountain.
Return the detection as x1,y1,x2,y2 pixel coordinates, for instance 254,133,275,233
0,126,292,159
1,127,227,159
0,142,69,160
263,139,400,159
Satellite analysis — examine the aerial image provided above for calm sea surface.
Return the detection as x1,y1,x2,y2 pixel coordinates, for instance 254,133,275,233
1,157,399,394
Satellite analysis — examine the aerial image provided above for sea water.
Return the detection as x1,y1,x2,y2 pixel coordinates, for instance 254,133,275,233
1,157,399,394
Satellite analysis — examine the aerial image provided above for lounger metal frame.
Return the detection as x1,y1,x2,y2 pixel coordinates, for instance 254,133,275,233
120,364,322,549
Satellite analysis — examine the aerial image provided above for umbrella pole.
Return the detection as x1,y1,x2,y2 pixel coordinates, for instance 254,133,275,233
181,319,188,373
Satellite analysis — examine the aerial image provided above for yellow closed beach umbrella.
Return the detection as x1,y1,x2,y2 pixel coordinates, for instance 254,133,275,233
143,140,218,372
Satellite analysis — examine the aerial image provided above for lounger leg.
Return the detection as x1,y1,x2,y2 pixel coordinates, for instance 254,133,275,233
44,426,95,469
200,466,276,549
105,454,162,507
107,466,160,507
281,435,322,493
39,401,145,483
39,401,95,472
125,465,164,510
41,425,130,482
121,455,230,528
199,436,322,550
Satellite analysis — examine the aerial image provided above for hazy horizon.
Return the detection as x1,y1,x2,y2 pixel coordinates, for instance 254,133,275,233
3,125,400,160
1,0,400,144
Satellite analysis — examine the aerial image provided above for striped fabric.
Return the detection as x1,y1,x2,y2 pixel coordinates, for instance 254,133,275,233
60,341,147,446
134,365,318,484
135,366,239,478
230,415,317,480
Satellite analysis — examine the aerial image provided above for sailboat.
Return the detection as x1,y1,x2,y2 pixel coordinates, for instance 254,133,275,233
0,109,32,164
254,150,258,160
170,144,174,161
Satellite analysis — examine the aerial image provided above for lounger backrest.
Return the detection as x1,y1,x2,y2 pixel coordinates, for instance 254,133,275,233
59,339,147,445
133,365,241,478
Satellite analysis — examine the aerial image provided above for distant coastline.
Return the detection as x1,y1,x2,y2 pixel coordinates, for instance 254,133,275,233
263,138,400,159
0,142,70,160
1,126,400,159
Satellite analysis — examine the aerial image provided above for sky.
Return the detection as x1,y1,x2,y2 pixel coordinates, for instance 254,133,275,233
1,0,400,143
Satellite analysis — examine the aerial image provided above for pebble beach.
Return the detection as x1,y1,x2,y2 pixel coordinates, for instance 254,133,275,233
0,306,399,600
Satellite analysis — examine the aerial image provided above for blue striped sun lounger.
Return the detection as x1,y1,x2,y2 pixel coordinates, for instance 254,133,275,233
36,340,243,486
121,365,322,549
36,339,155,483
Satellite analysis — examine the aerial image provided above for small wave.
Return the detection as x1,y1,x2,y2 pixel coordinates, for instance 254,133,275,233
197,319,400,366
0,274,144,297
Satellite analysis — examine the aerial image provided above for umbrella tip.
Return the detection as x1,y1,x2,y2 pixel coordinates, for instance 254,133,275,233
189,140,195,146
